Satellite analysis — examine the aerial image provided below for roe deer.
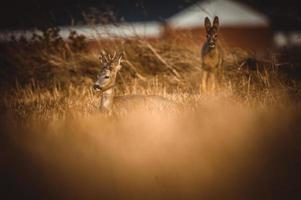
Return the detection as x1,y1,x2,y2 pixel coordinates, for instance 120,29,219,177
201,16,223,93
93,52,175,114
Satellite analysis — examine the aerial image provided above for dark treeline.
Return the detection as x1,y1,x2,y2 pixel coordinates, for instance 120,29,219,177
0,0,300,30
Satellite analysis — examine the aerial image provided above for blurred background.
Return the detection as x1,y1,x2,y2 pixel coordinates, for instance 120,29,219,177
1,0,301,50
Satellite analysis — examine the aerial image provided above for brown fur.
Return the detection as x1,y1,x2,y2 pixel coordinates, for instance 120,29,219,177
93,52,176,113
201,16,223,93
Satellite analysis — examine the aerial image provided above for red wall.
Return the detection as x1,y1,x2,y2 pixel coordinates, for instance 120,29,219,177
163,26,272,53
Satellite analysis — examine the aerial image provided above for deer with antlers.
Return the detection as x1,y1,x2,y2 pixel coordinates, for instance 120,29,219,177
93,51,175,114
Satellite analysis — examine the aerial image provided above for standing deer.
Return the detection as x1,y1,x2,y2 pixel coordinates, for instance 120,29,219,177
201,16,223,93
93,52,175,114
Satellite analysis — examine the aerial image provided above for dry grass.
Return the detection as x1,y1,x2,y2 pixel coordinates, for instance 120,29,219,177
1,28,301,199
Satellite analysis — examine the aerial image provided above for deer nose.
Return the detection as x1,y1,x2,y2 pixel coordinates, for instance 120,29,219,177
93,83,102,91
209,41,215,48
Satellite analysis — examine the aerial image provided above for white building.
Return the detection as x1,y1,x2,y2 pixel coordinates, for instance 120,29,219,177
165,0,271,51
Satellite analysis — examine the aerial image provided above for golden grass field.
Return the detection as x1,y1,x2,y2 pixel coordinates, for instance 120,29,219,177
0,28,301,199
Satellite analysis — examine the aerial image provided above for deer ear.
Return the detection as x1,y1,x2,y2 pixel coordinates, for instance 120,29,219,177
115,63,122,71
213,16,219,30
204,17,211,32
113,53,122,71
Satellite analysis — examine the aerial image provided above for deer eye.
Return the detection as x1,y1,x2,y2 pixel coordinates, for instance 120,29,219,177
105,75,110,79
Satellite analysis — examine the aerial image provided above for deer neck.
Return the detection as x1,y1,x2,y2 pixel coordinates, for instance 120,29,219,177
100,87,115,111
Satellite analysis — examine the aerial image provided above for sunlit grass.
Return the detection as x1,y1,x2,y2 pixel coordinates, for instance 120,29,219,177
1,28,301,199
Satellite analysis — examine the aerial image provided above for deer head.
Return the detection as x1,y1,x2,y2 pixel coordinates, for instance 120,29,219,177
204,16,219,49
93,51,123,92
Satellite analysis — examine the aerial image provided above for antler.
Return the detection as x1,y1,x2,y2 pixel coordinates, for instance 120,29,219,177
99,51,122,64
109,51,117,60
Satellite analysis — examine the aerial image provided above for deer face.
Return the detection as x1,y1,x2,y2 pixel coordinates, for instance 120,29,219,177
93,52,123,92
204,16,219,49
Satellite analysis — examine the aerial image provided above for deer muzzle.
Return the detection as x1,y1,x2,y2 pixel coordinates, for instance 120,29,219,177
208,40,216,48
93,83,102,91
